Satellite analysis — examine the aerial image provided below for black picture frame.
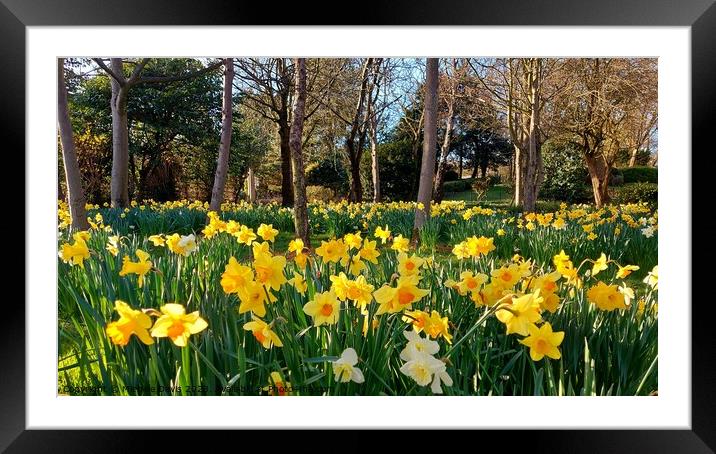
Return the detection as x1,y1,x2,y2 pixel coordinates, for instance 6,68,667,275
4,0,712,450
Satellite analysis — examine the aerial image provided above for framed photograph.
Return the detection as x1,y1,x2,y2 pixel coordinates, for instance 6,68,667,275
6,0,712,450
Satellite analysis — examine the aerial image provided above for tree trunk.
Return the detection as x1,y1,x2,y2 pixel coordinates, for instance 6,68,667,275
522,62,540,213
433,103,455,203
247,167,257,203
458,154,463,179
628,148,638,167
279,119,294,207
289,58,310,244
584,152,611,208
480,163,487,179
370,123,381,203
347,148,363,202
109,58,130,208
471,162,479,179
412,58,439,244
57,58,90,231
513,145,523,206
209,58,234,212
433,59,457,204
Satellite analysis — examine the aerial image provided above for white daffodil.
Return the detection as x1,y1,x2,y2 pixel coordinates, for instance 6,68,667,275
400,329,439,362
332,348,365,384
430,360,454,395
178,234,198,255
399,351,437,386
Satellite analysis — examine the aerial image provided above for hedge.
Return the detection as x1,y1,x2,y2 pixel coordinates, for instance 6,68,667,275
620,166,658,184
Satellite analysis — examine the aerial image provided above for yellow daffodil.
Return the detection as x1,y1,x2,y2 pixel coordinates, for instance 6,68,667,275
397,252,425,277
150,303,208,347
373,274,429,315
289,272,307,295
391,234,409,253
148,234,165,246
264,371,291,396
344,232,363,250
257,224,279,242
374,225,391,244
344,275,374,308
105,300,154,346
303,290,340,327
359,239,380,264
465,236,496,257
458,270,488,295
220,256,254,294
519,322,564,361
294,251,309,269
288,238,304,253
587,281,627,311
403,309,430,333
496,291,543,336
58,234,90,268
553,250,570,269
341,253,367,275
243,316,283,349
237,280,275,317
253,252,287,291
591,253,609,276
424,310,452,344
315,238,347,263
452,241,470,260
225,220,241,235
552,217,567,230
491,264,522,289
616,264,640,279
119,249,152,288
236,225,257,245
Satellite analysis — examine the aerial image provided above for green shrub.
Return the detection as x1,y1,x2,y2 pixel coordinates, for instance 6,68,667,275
377,139,420,201
306,185,335,202
443,178,474,193
611,182,658,208
306,159,349,196
540,141,592,203
620,166,657,184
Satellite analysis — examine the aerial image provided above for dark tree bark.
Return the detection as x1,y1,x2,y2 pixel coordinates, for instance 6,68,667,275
278,119,294,206
345,58,373,203
58,58,90,231
584,151,611,208
210,58,234,212
289,58,310,244
412,58,439,244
